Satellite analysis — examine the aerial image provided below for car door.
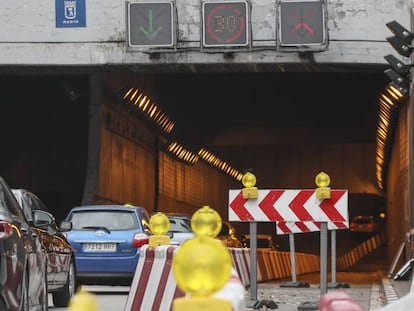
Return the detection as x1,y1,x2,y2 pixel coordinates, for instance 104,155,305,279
16,190,58,286
33,208,72,287
1,181,47,309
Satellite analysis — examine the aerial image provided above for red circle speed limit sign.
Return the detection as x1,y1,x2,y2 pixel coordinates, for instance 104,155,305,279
202,1,249,47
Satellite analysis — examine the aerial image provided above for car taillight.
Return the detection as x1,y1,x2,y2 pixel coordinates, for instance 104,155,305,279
367,223,373,229
0,221,13,239
132,232,149,248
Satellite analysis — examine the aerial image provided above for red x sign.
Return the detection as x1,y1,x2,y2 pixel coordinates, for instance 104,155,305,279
279,0,326,47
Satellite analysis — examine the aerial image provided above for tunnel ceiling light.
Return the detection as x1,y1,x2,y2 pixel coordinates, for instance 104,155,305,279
389,82,409,96
198,148,243,181
120,86,175,134
375,80,403,192
166,142,199,165
118,86,244,181
164,142,243,180
385,83,408,101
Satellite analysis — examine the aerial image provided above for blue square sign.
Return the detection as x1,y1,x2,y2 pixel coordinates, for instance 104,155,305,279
55,0,86,28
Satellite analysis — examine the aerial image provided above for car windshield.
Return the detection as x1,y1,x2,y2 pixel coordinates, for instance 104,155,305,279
70,211,138,231
169,217,192,233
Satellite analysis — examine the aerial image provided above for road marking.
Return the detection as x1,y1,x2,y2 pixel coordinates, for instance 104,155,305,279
381,278,400,305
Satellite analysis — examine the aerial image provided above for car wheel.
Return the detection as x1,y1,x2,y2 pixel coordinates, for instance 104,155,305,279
52,258,76,307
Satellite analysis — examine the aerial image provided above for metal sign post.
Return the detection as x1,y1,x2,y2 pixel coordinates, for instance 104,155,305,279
280,232,310,288
320,222,328,295
289,233,297,283
329,229,338,287
249,221,258,301
327,230,349,288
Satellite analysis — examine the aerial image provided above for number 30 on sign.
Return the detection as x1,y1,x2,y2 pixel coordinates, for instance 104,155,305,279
202,0,249,47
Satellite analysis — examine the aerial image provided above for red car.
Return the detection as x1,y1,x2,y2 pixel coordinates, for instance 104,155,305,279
0,176,48,310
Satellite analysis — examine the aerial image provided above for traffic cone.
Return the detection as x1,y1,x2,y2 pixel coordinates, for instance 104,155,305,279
68,288,99,311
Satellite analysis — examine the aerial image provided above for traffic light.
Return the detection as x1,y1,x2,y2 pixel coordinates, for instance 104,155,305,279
384,68,409,88
384,20,413,96
384,54,411,75
386,21,414,45
386,21,414,57
384,54,412,88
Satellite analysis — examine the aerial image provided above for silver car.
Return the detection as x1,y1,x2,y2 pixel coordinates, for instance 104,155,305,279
166,213,194,245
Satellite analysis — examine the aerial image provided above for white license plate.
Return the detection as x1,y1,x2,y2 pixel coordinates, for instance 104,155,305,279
83,243,116,252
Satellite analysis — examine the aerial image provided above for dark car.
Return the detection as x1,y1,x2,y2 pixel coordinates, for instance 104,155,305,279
12,188,76,307
349,215,382,239
61,204,151,285
241,233,278,250
0,177,48,310
217,221,243,248
350,215,381,233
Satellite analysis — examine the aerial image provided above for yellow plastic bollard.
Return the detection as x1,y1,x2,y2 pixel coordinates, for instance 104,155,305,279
68,288,99,311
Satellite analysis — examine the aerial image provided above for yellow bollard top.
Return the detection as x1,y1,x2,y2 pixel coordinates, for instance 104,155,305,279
68,289,99,311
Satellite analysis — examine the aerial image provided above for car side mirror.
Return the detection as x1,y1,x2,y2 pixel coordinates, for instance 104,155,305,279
60,220,72,232
32,210,53,227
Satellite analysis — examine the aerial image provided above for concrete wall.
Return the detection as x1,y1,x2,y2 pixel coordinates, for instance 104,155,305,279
0,0,411,66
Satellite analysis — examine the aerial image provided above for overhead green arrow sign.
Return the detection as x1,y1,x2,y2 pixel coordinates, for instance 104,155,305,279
128,1,175,47
139,10,163,39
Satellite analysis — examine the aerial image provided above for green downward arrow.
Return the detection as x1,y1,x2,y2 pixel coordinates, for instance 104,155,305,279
139,10,162,39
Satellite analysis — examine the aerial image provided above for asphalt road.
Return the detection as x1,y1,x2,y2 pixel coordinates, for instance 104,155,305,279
48,286,130,311
47,246,390,311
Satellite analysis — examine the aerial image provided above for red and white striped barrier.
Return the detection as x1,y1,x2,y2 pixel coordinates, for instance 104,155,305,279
229,248,250,287
124,245,184,311
228,247,319,287
125,244,245,311
202,268,245,311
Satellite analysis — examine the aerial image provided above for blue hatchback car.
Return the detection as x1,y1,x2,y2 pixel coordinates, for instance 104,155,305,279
61,204,151,285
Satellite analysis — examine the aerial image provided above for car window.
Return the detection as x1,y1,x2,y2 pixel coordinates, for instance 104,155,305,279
31,193,49,212
0,182,26,221
19,191,35,221
169,217,192,233
70,211,139,230
138,209,151,233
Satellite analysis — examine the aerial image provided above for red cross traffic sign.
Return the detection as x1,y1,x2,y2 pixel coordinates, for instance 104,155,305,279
228,189,348,223
278,0,326,47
